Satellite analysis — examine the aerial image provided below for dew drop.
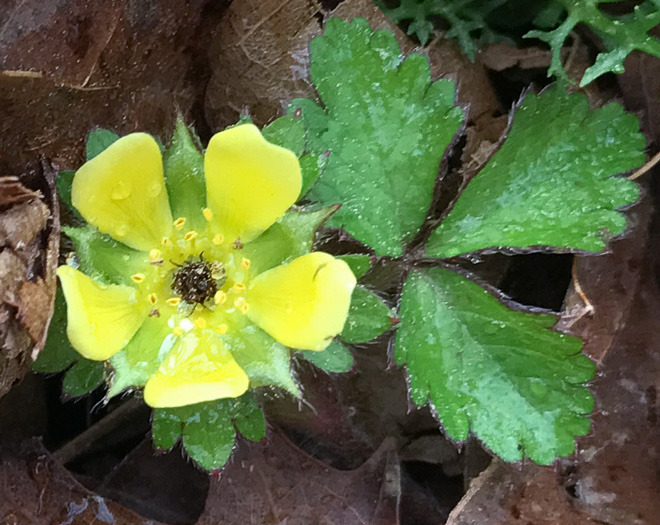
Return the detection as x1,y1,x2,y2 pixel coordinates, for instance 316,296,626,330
147,182,162,197
111,179,131,200
115,223,129,237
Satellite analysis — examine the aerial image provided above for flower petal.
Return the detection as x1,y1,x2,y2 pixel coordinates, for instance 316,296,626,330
57,265,147,361
247,252,356,351
72,133,173,251
204,124,301,243
143,332,249,408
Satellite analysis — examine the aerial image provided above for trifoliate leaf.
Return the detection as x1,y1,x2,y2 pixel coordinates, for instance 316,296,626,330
337,254,373,280
426,86,644,258
396,267,595,465
341,286,394,344
86,128,120,160
298,340,355,373
293,17,464,256
526,0,660,86
163,118,206,231
32,286,105,398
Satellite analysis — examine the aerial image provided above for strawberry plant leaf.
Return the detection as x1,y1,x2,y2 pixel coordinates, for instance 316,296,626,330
298,340,354,373
426,86,644,258
291,17,464,256
340,285,394,344
396,267,595,464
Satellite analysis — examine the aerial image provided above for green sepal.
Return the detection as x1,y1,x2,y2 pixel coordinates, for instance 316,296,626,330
340,285,394,344
395,266,595,465
243,205,339,276
62,358,105,398
163,118,206,231
86,128,120,160
337,254,373,280
426,86,644,257
63,226,149,286
297,340,354,373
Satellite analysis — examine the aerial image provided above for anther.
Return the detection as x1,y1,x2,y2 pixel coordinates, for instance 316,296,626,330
149,249,162,261
216,323,228,335
162,237,173,247
184,231,198,242
214,290,227,305
148,293,158,304
174,217,187,230
149,308,160,318
233,282,246,293
235,297,249,315
212,233,224,245
195,317,207,329
233,238,244,250
241,257,251,271
166,297,181,307
203,208,213,221
173,327,184,336
131,273,145,283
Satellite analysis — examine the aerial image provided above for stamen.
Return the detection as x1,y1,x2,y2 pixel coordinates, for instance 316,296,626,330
162,237,172,247
212,233,224,245
233,238,244,250
216,323,228,335
195,317,207,329
131,273,145,283
166,297,181,307
174,217,187,230
149,249,162,261
148,293,158,304
214,290,227,305
241,257,251,271
173,327,184,336
203,208,214,221
184,231,198,242
233,282,246,293
235,297,249,315
149,308,160,318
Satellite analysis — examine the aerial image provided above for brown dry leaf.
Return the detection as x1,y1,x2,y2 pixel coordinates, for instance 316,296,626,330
198,430,400,525
205,0,413,130
447,191,659,524
0,438,166,525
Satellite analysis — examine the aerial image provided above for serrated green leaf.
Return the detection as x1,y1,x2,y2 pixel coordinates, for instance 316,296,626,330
262,115,305,157
181,401,236,471
55,170,80,218
296,17,463,256
63,226,149,285
299,153,328,199
232,394,267,442
426,86,644,258
396,267,595,465
86,128,120,160
337,254,373,280
298,340,354,373
62,358,105,398
341,285,393,344
163,118,206,231
152,409,183,451
242,205,338,276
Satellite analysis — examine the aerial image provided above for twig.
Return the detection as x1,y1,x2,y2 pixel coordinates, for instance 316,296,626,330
629,150,660,181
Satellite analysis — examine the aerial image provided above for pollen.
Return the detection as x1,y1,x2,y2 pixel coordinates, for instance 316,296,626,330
214,290,227,305
216,323,229,335
149,249,162,261
131,273,145,283
173,327,184,337
184,231,198,242
241,257,251,271
233,282,246,293
235,297,249,315
203,208,213,221
174,217,187,230
148,293,158,305
166,297,181,307
212,233,224,245
195,317,207,330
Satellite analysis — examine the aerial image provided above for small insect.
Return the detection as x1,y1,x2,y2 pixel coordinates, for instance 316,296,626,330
171,256,226,306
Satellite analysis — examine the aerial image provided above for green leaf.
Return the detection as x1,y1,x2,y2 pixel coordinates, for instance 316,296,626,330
396,267,595,465
55,170,80,218
341,285,393,344
163,118,206,231
294,18,464,256
262,115,305,157
63,226,149,285
242,205,338,276
62,358,105,398
298,340,354,373
232,394,267,442
152,409,182,451
299,153,328,199
86,128,120,160
337,254,373,280
426,86,644,258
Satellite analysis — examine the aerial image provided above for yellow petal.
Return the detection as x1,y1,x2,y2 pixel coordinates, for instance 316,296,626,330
204,124,301,243
143,332,249,408
57,265,147,361
72,133,173,251
247,252,356,351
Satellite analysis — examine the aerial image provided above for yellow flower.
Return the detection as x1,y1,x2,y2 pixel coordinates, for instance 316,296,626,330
57,124,356,408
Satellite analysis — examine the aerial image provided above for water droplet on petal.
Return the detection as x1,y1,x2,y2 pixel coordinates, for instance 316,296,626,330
147,182,162,197
111,179,131,200
116,223,129,237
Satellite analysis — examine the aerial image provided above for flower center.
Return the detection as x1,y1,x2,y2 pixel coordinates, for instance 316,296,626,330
171,258,223,306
